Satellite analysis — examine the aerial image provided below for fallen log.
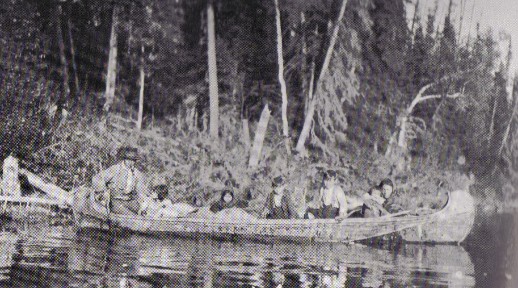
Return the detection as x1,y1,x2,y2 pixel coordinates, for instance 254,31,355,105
19,168,73,206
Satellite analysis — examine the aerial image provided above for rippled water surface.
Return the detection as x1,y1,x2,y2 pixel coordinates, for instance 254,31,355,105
0,213,514,288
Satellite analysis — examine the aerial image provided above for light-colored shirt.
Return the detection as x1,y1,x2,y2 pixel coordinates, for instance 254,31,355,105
91,162,150,201
320,185,348,217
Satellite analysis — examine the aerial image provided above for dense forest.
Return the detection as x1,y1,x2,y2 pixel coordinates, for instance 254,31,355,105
0,0,516,213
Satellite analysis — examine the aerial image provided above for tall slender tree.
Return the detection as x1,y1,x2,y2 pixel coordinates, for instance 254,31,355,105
207,0,219,140
55,5,70,110
295,0,349,154
273,0,291,155
103,4,120,113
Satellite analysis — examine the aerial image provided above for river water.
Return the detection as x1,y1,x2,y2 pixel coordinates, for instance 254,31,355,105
0,212,514,288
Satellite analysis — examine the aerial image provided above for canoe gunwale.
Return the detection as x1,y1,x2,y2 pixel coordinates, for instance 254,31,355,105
108,190,455,226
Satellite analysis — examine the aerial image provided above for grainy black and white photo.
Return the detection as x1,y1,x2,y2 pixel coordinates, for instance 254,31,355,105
0,0,516,287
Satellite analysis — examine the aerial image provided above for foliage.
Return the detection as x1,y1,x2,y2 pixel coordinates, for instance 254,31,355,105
0,0,516,212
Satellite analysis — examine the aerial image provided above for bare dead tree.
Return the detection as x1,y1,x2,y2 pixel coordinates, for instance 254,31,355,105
249,105,271,167
207,0,219,140
137,45,145,131
295,0,349,154
103,5,119,112
273,0,291,155
55,5,70,104
386,83,465,157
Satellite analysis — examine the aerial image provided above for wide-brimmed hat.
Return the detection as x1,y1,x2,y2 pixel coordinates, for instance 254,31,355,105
118,146,139,161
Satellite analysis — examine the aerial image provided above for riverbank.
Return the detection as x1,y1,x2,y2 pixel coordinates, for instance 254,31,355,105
11,113,499,218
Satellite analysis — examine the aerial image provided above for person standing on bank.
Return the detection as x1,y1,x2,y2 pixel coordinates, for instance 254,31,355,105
318,170,348,219
261,176,298,219
92,147,150,215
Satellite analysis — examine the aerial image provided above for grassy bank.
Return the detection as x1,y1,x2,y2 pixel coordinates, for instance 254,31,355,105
14,110,485,217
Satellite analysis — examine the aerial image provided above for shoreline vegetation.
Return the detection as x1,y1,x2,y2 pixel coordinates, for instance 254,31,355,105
0,0,516,216
16,110,511,217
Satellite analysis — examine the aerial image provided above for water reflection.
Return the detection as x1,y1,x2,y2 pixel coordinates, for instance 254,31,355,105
0,223,476,287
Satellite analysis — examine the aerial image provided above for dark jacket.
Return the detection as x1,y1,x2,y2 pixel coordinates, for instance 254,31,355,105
264,193,298,219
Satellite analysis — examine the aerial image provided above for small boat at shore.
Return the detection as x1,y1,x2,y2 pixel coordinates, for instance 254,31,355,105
74,189,475,244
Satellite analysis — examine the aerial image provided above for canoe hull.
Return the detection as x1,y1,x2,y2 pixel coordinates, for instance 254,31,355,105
75,190,475,244
400,190,475,243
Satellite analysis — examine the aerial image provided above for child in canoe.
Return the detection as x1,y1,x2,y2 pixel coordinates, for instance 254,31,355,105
362,185,390,218
362,178,394,218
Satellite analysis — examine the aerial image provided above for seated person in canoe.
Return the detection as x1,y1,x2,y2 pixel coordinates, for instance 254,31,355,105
209,189,248,213
306,170,348,219
361,185,390,218
91,146,150,215
378,178,401,213
361,178,400,217
140,177,197,218
261,176,298,219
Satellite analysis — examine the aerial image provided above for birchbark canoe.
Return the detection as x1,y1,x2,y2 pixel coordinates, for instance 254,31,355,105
73,190,474,243
74,190,475,244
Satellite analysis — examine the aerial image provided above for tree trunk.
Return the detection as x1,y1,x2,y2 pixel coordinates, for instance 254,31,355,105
207,0,219,140
306,56,316,115
499,95,517,156
397,116,409,149
466,0,476,44
249,105,271,168
457,0,466,42
305,25,318,116
242,119,251,148
394,83,462,152
67,17,80,97
137,60,145,131
295,0,349,154
56,6,70,103
2,156,21,197
410,0,419,40
300,12,308,115
274,0,291,155
488,97,498,143
103,5,119,112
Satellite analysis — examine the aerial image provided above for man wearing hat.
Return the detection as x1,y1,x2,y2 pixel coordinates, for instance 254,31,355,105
92,146,150,215
261,175,298,219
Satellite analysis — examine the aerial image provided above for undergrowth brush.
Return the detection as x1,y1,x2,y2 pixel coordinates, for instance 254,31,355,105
24,111,475,216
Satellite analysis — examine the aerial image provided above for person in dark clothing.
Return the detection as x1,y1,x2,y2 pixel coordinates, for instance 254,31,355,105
261,176,298,219
379,178,402,213
209,189,247,213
